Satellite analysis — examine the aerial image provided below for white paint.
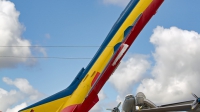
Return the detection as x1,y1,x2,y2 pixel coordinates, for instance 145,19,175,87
112,44,129,66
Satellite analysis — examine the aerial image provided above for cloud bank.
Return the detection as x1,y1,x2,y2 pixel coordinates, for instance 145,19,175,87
107,26,200,108
0,0,46,69
137,26,200,104
0,77,43,112
109,55,150,97
5,103,27,112
0,0,46,111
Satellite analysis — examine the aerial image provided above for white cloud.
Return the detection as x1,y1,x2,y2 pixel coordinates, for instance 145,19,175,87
109,55,150,97
105,26,200,108
3,77,43,101
137,26,200,105
98,90,107,100
0,0,45,111
0,88,8,96
92,56,150,112
103,0,130,7
0,0,46,68
0,88,23,111
6,102,27,112
0,77,43,112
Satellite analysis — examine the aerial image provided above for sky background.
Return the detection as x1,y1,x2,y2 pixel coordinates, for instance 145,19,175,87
1,0,200,112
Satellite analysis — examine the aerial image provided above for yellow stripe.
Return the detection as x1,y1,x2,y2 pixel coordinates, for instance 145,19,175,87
21,0,154,111
21,96,70,112
61,0,153,110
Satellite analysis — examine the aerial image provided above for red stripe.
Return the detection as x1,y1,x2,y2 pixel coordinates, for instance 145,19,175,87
75,0,164,112
61,104,78,112
91,72,100,86
93,0,164,95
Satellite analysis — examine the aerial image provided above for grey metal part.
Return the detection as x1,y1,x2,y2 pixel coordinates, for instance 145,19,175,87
137,101,200,112
144,99,157,108
120,92,200,112
160,100,194,107
122,94,136,112
136,92,146,106
136,104,192,112
192,101,200,110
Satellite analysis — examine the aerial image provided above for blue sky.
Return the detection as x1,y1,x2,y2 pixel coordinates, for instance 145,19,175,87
1,0,200,112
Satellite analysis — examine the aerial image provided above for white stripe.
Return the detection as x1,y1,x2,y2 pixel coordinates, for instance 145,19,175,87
112,44,129,66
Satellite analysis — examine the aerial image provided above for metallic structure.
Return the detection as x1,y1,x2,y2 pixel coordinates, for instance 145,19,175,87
107,92,200,112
